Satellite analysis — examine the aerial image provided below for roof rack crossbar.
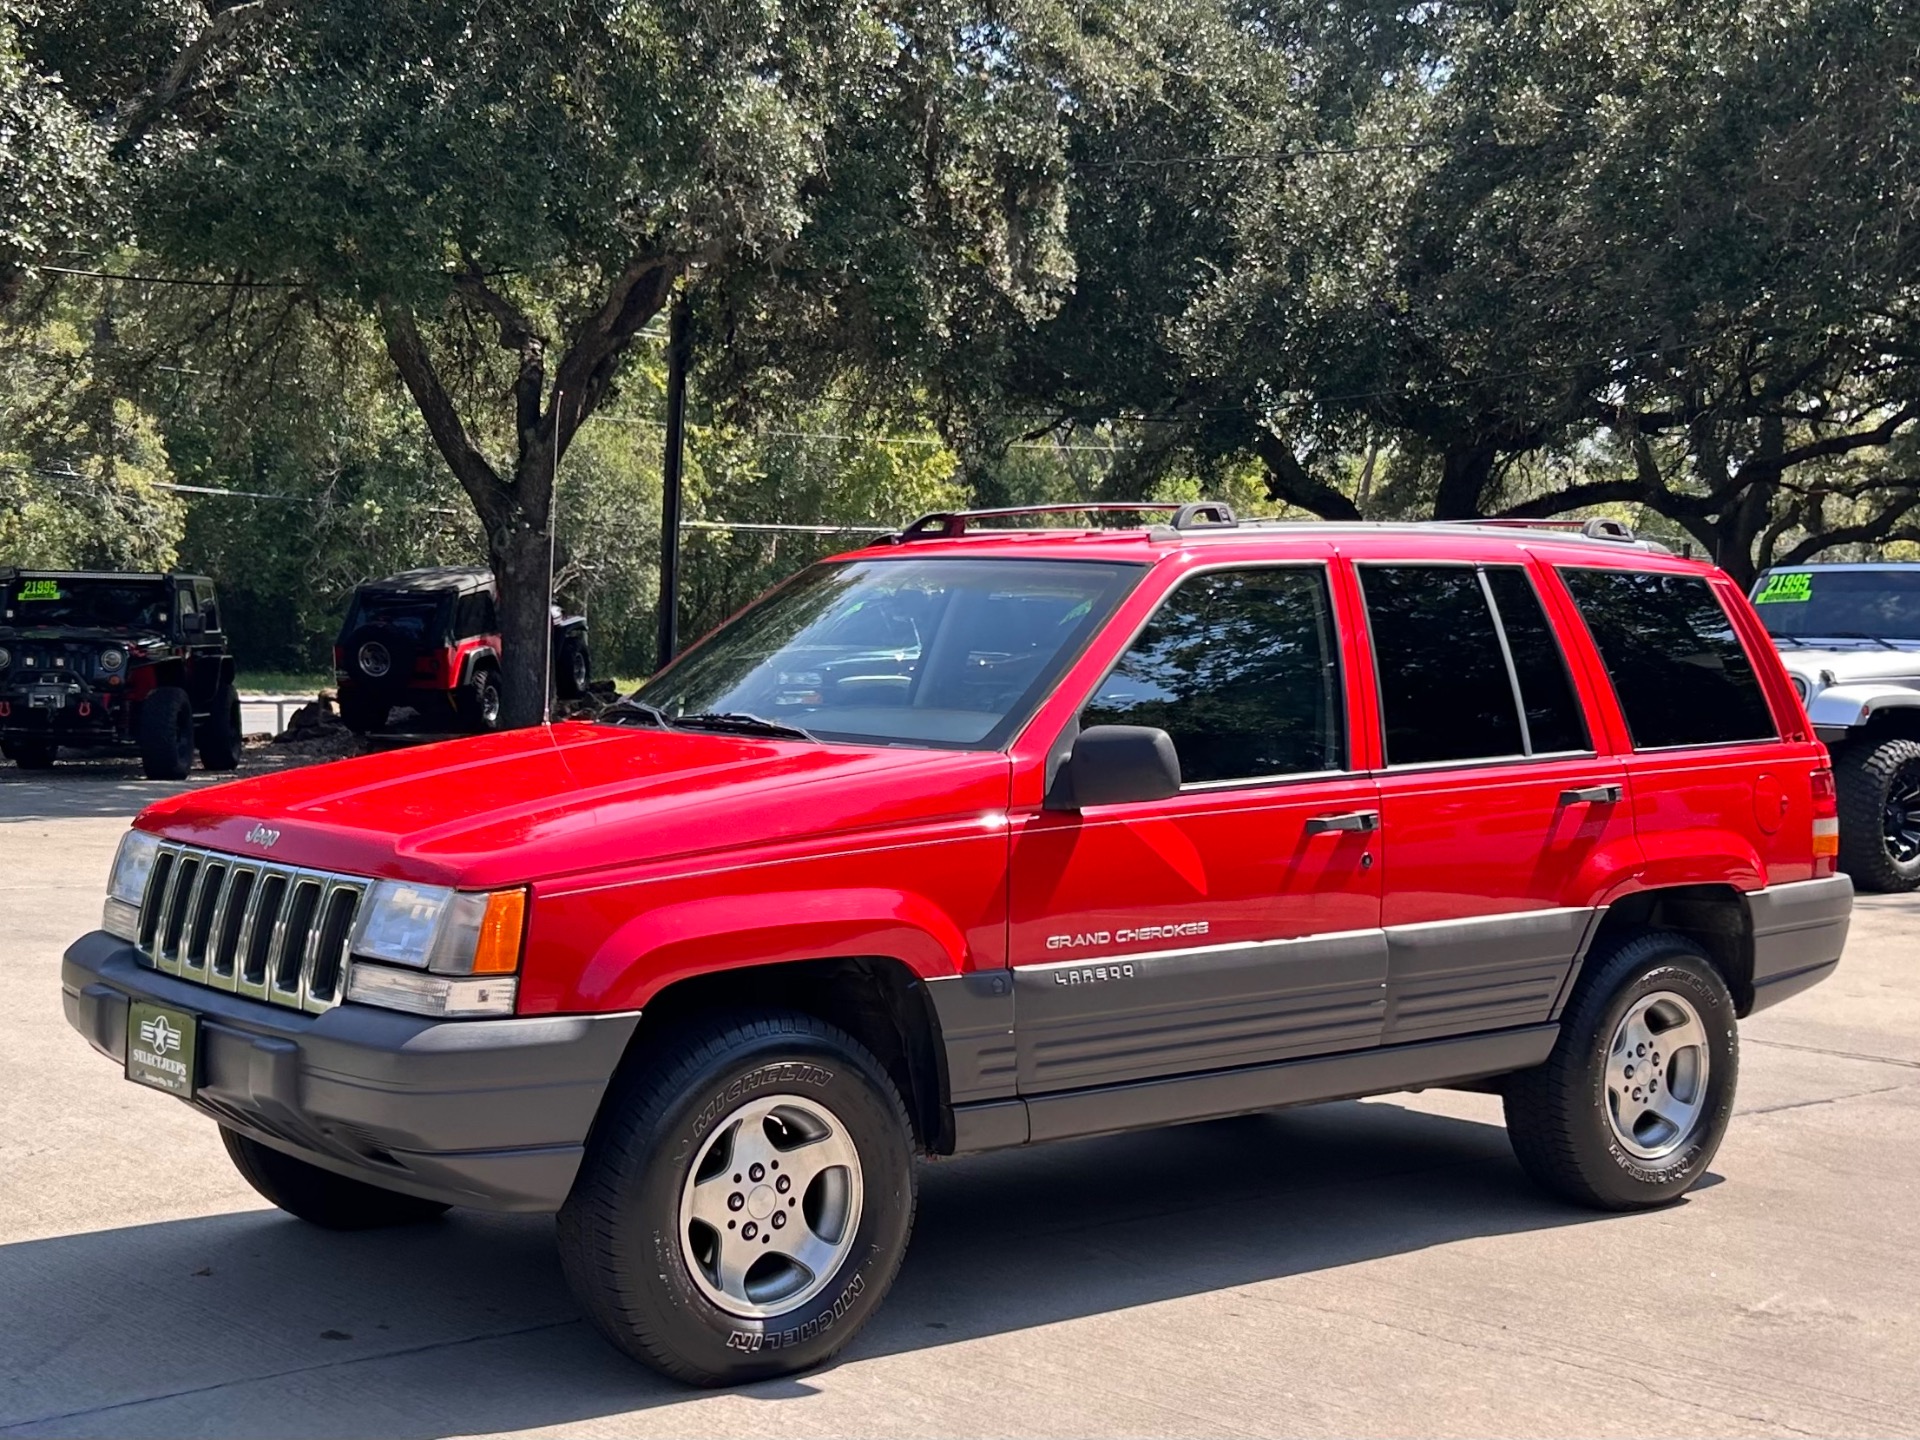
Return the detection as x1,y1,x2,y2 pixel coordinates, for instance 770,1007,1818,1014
1429,516,1639,543
893,500,1237,542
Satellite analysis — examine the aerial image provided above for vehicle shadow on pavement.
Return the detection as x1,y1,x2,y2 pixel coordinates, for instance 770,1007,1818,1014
0,1100,1663,1438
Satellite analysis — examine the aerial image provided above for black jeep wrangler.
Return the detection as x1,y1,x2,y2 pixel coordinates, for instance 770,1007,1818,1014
0,569,243,779
334,567,590,734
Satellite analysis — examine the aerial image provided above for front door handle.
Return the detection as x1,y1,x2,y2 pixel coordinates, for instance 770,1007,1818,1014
1306,809,1380,834
1559,784,1623,805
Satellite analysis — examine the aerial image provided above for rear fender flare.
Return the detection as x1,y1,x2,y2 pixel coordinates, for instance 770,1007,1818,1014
573,888,970,1012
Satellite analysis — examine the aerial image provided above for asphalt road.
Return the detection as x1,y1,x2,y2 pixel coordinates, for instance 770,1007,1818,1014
3,760,1917,1438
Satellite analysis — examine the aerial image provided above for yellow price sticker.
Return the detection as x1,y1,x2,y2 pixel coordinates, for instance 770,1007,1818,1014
16,579,62,601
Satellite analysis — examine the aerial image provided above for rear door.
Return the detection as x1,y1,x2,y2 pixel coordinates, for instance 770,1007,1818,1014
1360,560,1637,1043
1007,558,1385,1095
1554,566,1802,885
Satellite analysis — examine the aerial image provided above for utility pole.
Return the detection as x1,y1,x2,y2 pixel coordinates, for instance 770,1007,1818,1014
656,286,692,672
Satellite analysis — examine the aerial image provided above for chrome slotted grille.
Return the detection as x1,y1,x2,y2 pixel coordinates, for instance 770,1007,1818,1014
136,841,365,1014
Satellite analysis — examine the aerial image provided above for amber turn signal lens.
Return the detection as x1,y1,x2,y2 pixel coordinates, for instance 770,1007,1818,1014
471,888,527,974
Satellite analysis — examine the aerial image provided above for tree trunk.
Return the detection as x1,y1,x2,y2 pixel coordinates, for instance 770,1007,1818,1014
1434,441,1499,520
492,445,557,729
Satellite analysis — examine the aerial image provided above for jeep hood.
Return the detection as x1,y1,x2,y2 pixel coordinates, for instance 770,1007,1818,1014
1775,646,1920,685
133,721,1011,889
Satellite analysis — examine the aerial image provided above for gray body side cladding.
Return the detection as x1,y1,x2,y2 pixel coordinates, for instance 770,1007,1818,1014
62,931,639,1212
1745,874,1853,1013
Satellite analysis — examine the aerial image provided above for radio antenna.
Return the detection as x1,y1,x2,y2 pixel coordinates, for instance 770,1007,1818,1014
543,392,561,726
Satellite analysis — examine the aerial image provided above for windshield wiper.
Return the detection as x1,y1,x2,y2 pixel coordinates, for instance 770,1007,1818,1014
675,711,820,742
597,697,673,728
1820,631,1902,650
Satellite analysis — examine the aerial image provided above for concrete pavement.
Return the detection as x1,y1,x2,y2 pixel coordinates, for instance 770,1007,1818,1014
2,760,1917,1437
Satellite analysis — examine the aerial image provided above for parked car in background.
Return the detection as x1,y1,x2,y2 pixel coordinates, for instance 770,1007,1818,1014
64,508,1848,1385
1750,562,1920,891
0,568,242,779
334,566,590,734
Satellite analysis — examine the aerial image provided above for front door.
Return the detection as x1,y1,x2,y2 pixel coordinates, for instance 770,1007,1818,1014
1008,562,1385,1096
1358,560,1636,1043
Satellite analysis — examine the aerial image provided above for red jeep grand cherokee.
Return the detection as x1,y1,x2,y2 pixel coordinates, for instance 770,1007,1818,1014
64,505,1851,1384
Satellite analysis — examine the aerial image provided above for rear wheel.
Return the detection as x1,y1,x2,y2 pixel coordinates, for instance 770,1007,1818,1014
1504,931,1737,1210
337,689,389,735
457,665,502,732
1834,735,1920,892
221,1128,450,1229
558,1011,916,1385
137,686,194,780
4,739,56,769
196,683,243,771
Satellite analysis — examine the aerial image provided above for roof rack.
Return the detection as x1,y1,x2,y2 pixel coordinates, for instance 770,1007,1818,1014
1435,517,1641,543
892,500,1238,542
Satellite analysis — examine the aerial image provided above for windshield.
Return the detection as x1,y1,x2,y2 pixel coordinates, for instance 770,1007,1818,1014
345,592,447,644
2,577,169,630
633,557,1141,748
1752,568,1920,642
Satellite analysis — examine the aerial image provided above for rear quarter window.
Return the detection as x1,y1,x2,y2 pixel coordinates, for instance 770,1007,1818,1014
1559,568,1777,748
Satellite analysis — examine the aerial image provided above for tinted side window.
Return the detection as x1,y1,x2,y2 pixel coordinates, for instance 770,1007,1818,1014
1362,566,1522,764
1083,567,1344,784
1484,567,1588,753
1560,569,1777,748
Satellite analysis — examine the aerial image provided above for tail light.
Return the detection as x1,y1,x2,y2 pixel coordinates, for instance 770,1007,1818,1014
1811,766,1839,878
331,645,344,670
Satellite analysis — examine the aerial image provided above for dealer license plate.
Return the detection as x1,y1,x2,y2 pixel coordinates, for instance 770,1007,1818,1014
126,1001,198,1097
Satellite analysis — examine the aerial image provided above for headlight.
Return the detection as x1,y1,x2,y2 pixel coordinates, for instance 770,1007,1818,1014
346,881,526,1017
0,644,10,669
102,830,162,941
1790,674,1810,702
99,648,125,673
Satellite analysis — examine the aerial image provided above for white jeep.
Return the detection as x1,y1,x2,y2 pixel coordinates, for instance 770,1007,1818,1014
1751,561,1920,891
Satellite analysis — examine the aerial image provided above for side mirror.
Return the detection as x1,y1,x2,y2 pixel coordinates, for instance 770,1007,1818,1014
179,611,203,634
1048,725,1182,810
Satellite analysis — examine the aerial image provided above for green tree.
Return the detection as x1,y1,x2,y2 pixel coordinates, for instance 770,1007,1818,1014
21,0,1111,723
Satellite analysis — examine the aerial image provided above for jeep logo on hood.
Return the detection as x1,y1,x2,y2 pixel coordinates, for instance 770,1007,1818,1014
244,823,281,849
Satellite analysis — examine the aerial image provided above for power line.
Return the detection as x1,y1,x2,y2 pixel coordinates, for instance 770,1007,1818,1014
1079,138,1450,169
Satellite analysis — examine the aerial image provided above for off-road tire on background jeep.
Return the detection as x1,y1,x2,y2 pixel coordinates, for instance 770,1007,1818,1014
138,686,195,780
1833,735,1920,893
1504,932,1738,1211
220,1127,451,1229
560,642,591,700
196,683,244,772
456,663,503,733
3,738,55,770
338,690,388,735
557,1011,917,1386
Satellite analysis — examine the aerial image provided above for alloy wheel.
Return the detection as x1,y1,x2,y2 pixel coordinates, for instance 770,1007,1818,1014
1604,991,1712,1161
678,1093,864,1319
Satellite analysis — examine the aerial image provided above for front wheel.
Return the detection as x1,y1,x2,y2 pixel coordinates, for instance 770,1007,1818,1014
220,1128,450,1229
137,686,194,780
1834,735,1920,892
1504,931,1738,1211
558,1012,916,1385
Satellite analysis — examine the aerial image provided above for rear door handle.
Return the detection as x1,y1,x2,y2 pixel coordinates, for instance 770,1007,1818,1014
1559,784,1623,805
1306,809,1380,834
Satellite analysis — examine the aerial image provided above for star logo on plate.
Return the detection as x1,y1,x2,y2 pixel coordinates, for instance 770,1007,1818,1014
139,1015,180,1055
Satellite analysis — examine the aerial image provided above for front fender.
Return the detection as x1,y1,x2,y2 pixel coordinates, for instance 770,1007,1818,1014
1806,681,1920,730
567,887,972,1011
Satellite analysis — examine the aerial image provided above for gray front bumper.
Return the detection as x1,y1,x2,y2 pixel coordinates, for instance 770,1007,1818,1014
62,931,639,1212
1747,874,1853,1013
